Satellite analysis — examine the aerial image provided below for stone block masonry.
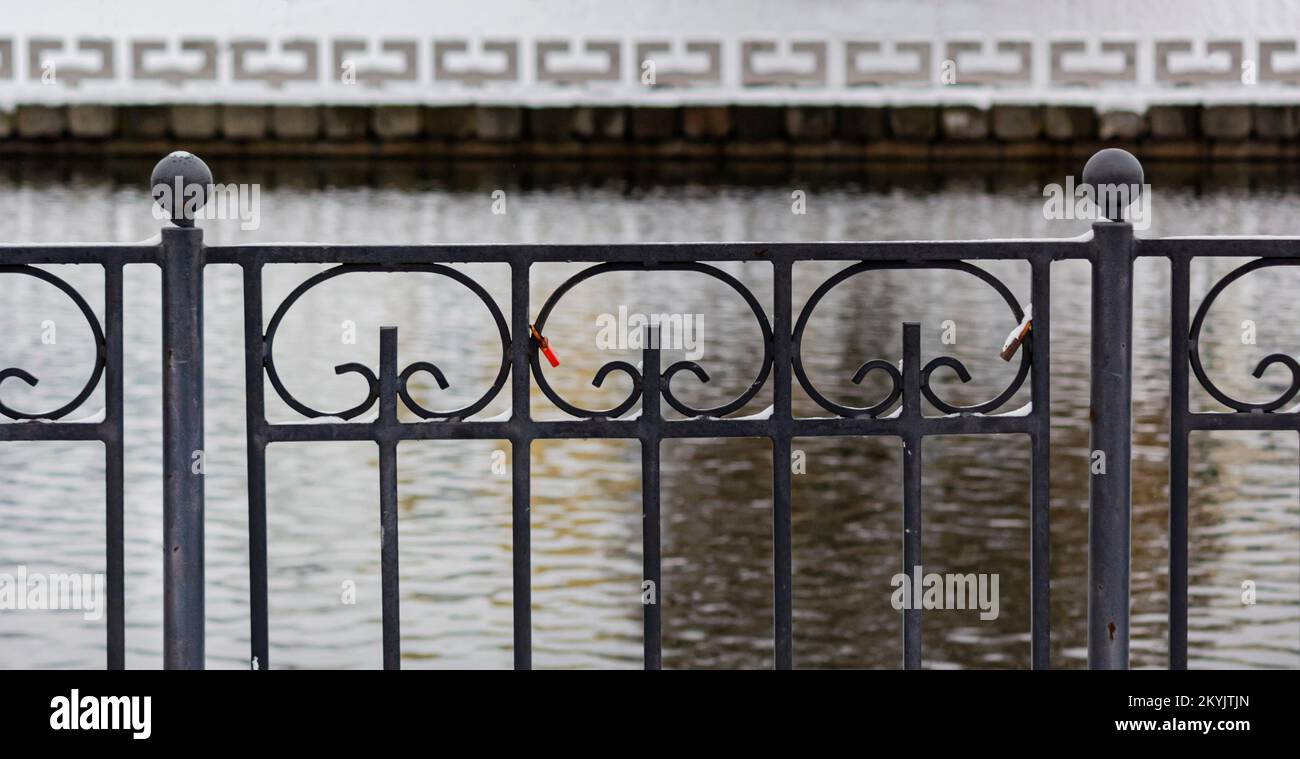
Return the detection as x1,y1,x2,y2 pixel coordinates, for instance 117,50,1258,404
0,104,1295,161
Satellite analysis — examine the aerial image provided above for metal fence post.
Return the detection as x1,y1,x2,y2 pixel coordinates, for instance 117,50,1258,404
1084,149,1141,669
154,152,210,669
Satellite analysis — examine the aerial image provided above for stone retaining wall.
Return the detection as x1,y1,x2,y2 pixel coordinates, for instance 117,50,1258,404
0,104,1291,159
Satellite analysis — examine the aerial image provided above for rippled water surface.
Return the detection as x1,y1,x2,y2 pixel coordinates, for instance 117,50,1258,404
1,159,1297,668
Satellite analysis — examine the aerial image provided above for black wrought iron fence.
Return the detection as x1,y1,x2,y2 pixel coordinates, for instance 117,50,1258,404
0,149,1294,670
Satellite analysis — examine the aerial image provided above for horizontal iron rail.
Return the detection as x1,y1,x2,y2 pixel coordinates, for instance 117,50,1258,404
1138,237,1300,258
1186,412,1300,431
0,246,160,265
202,240,1089,265
3,234,1299,266
252,415,1039,442
0,421,112,440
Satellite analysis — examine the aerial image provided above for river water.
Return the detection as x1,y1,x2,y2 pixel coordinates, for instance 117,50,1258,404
0,158,1296,668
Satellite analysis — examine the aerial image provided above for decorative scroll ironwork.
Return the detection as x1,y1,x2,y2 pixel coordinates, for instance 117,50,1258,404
1189,258,1300,413
0,265,106,420
792,261,1029,418
530,262,774,418
263,264,510,420
26,148,1300,673
16,142,1296,673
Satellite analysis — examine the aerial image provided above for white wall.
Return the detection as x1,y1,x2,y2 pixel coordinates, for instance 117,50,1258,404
3,0,1300,107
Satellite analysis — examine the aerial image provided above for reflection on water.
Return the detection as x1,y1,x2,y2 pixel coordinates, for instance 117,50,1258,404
0,158,1297,669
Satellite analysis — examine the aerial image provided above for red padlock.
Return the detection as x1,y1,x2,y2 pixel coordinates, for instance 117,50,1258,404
530,324,560,368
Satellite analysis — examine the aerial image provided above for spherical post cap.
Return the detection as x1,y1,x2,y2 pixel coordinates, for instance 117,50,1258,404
1081,148,1144,222
150,151,213,227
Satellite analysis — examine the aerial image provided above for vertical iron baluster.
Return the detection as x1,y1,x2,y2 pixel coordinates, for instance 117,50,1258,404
1088,221,1135,669
104,259,125,670
511,439,531,667
1029,255,1052,669
161,226,206,670
377,327,401,669
510,259,532,669
641,325,663,669
242,258,270,670
772,258,793,669
1168,254,1190,670
901,322,923,669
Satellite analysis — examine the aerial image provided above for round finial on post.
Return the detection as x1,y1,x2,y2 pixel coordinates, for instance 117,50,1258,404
150,151,213,228
1081,148,1144,223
